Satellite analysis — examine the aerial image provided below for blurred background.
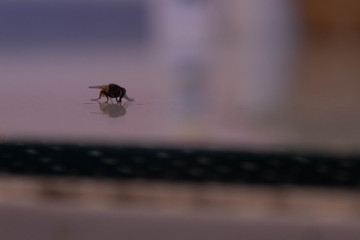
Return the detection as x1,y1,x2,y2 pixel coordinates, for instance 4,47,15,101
1,0,360,239
1,0,360,151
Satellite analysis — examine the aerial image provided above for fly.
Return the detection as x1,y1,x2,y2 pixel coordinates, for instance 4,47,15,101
89,83,134,103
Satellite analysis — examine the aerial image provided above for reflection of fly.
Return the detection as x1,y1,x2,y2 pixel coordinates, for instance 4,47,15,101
89,83,134,103
92,102,129,118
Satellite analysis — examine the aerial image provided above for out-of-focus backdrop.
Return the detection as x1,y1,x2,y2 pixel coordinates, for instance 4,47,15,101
2,1,360,239
1,0,360,152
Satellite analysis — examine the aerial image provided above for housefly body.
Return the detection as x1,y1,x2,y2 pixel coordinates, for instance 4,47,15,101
89,83,134,103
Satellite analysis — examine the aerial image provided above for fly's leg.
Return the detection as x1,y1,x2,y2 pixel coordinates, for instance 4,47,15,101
93,90,110,103
92,92,102,101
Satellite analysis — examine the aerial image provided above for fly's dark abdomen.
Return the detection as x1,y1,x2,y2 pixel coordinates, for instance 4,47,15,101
108,84,126,102
108,84,121,98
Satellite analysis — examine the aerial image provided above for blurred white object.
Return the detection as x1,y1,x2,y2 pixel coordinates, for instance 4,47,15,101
236,0,300,115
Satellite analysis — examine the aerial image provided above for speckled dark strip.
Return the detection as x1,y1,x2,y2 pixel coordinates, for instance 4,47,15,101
1,142,360,187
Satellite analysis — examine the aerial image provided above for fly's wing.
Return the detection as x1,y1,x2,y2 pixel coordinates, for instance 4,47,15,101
88,85,109,89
